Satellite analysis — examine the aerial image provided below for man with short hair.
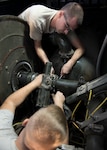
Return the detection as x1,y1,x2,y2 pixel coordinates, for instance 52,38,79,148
18,2,84,76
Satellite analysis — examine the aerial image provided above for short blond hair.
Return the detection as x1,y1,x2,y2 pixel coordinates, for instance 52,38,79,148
27,104,67,144
61,2,84,25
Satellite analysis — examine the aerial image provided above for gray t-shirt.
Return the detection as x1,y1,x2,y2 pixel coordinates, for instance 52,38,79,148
0,109,18,150
18,5,58,41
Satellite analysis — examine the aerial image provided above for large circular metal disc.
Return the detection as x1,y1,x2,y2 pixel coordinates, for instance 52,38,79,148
0,15,36,103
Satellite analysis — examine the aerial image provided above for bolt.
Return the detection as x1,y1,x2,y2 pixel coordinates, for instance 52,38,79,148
5,66,8,70
16,60,18,63
22,50,25,54
8,81,10,85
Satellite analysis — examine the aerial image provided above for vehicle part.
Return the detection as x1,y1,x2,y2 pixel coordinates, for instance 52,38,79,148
0,15,37,103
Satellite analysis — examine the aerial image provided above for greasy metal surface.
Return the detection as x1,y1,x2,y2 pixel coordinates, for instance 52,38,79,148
0,15,36,103
52,53,95,81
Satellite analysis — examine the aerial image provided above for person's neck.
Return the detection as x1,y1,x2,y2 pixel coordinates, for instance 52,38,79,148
15,129,28,150
50,11,59,28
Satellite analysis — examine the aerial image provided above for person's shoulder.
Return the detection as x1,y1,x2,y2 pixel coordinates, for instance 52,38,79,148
29,4,56,11
29,4,49,9
25,5,47,13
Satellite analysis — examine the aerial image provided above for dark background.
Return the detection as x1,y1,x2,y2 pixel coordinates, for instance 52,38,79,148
0,0,107,44
0,0,107,73
0,0,107,48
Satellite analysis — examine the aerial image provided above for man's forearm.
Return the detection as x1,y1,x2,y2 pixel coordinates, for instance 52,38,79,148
36,47,49,64
67,47,84,67
0,75,42,113
70,48,84,63
34,40,49,64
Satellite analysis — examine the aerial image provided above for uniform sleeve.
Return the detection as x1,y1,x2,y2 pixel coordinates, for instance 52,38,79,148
28,19,42,41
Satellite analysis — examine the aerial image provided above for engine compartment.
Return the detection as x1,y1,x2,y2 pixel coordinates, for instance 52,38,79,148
0,1,107,149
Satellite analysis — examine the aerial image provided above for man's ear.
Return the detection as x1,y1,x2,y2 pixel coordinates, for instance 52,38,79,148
22,118,29,127
59,10,64,17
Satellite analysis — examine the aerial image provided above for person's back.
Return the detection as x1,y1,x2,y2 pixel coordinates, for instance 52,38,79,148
18,5,58,41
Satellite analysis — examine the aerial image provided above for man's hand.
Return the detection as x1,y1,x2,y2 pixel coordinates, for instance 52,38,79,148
60,46,84,76
52,91,65,110
60,61,73,76
60,57,75,76
33,74,43,87
51,66,55,74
